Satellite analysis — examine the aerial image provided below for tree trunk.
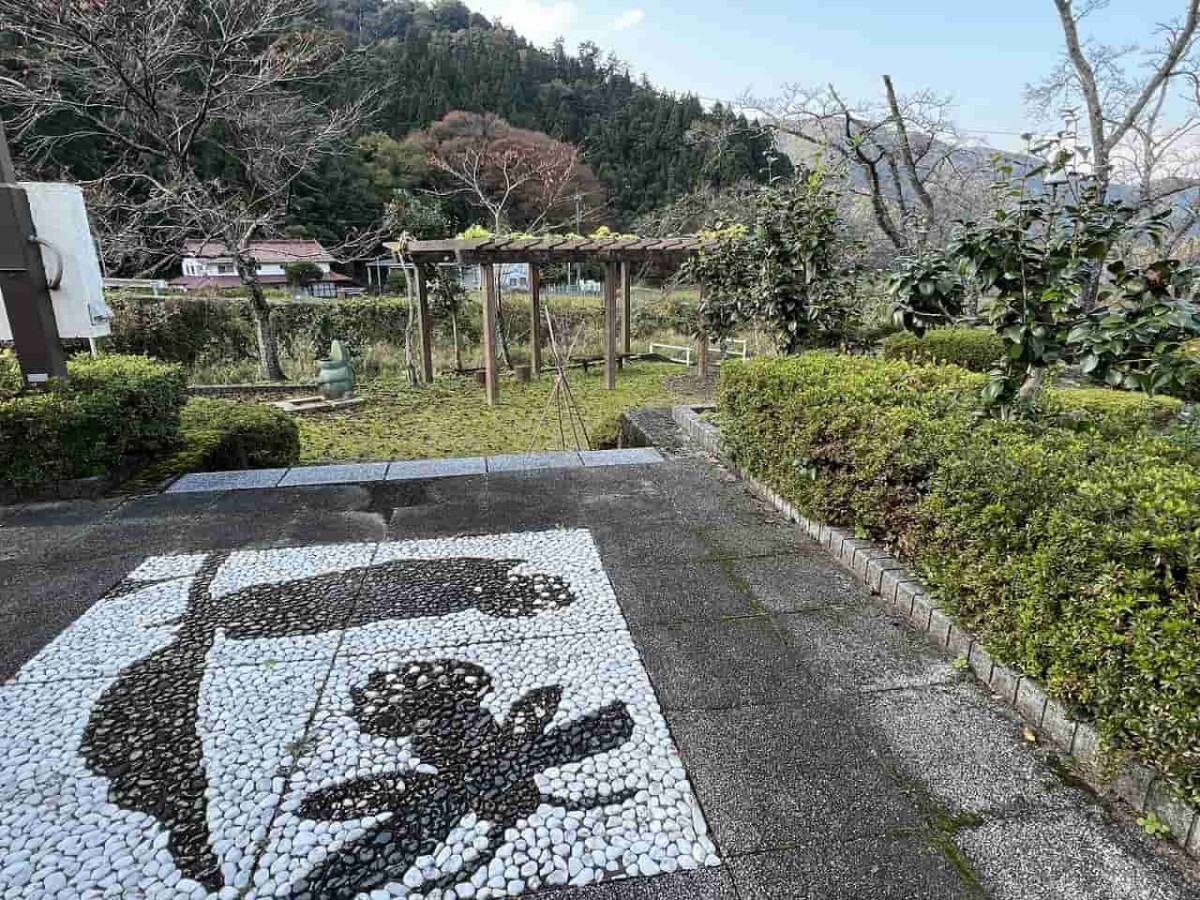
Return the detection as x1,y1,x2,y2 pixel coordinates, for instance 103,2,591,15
1018,365,1044,402
244,275,284,381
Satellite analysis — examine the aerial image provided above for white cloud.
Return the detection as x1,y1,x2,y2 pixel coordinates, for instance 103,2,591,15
470,0,579,47
610,8,645,31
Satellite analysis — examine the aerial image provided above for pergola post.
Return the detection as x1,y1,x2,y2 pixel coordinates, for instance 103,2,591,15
415,264,434,383
603,261,618,390
529,265,542,378
620,261,631,371
696,285,709,378
481,263,500,405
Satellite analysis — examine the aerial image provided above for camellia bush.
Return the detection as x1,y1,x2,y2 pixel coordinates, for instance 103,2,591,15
887,156,1200,412
719,352,1197,800
684,167,863,352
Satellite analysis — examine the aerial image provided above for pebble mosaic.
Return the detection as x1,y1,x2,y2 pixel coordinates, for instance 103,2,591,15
0,529,715,899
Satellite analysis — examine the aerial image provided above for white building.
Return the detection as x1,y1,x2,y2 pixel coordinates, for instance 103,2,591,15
460,264,531,291
171,239,354,297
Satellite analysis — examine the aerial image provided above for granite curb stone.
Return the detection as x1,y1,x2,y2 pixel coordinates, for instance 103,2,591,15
667,402,1200,859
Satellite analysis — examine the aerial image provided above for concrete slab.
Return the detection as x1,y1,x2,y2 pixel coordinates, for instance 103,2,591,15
726,834,973,899
692,523,800,559
670,701,920,852
778,605,957,693
277,462,389,487
167,468,289,493
728,551,865,612
605,560,756,625
958,808,1196,900
633,617,823,710
586,515,712,572
863,682,1084,817
486,450,584,472
578,447,664,467
386,456,487,480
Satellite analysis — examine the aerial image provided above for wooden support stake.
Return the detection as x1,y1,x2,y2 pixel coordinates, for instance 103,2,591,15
620,261,631,371
481,263,500,405
603,261,618,390
529,265,542,377
695,283,709,377
415,264,434,383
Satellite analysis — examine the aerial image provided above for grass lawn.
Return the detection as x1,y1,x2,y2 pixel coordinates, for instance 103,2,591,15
297,360,710,462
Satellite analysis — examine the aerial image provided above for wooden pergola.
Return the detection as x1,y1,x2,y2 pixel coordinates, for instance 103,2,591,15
387,236,721,405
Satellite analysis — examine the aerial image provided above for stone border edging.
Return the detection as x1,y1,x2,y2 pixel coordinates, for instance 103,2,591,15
187,383,315,397
666,403,1200,857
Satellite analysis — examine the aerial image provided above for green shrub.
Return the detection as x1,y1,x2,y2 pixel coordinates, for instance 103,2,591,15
0,349,19,396
1041,386,1180,438
881,327,1004,372
178,399,300,471
0,354,186,488
104,295,416,370
719,353,1200,800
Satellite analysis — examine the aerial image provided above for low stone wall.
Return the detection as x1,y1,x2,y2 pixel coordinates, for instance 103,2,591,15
187,383,315,398
666,403,1200,857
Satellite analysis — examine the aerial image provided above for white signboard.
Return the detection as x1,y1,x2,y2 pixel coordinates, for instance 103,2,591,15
0,182,112,340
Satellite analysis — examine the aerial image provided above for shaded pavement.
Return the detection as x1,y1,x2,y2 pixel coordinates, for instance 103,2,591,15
0,449,1197,899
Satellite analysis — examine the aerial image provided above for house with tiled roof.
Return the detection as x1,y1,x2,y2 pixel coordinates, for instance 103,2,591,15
170,239,356,297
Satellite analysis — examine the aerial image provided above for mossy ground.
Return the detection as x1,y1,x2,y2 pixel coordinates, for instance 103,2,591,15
296,361,711,462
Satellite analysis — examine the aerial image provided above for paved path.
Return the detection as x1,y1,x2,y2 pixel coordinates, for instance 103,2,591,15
0,451,1197,899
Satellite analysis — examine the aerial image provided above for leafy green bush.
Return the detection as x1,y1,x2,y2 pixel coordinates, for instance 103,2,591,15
1041,386,1180,438
880,327,1004,372
105,295,415,370
177,399,300,471
720,353,1200,800
0,355,186,488
0,349,19,396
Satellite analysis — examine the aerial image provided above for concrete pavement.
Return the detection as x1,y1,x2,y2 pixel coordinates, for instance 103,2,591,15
0,450,1197,899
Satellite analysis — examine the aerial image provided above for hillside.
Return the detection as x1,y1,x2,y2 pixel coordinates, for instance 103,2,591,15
304,0,778,230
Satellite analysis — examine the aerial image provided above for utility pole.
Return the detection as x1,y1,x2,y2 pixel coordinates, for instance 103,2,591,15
573,193,582,288
0,118,66,387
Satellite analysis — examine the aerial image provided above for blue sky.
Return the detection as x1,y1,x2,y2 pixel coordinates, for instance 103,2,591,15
467,0,1192,150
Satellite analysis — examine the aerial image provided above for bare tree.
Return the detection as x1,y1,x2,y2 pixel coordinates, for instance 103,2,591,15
0,0,383,380
409,111,600,368
743,76,980,252
1031,0,1200,200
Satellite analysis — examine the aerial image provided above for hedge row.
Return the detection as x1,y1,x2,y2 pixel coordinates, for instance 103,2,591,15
0,355,187,488
718,353,1198,799
104,295,416,366
880,327,1005,372
103,292,676,373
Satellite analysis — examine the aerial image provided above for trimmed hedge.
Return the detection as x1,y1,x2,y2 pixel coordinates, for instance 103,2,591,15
0,355,186,488
176,399,300,472
880,327,1005,372
719,353,1200,799
104,295,415,366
